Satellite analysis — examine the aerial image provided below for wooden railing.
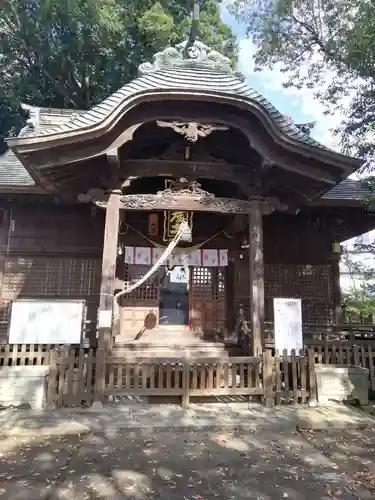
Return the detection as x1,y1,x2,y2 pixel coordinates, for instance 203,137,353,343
308,344,375,391
43,348,314,408
0,344,54,367
270,349,316,405
264,322,375,347
184,357,263,400
235,321,375,351
0,346,317,408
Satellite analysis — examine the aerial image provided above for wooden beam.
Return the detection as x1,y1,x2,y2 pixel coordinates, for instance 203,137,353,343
121,159,261,199
249,205,264,355
97,190,122,352
224,214,248,236
121,159,241,181
96,193,284,215
227,115,338,184
105,149,120,187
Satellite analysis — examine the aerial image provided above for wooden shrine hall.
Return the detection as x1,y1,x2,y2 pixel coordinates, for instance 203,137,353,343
1,37,375,358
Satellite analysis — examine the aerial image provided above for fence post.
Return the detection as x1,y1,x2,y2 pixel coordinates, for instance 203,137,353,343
46,349,58,409
90,349,105,411
307,348,317,403
182,362,190,408
263,349,274,407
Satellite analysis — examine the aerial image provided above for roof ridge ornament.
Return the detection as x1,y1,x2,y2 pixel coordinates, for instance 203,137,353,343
138,39,243,79
184,0,200,58
138,1,244,80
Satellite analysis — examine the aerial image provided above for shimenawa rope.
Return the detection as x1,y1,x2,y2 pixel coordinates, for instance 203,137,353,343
114,221,189,303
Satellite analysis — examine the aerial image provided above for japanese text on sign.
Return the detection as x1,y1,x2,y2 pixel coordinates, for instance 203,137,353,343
163,211,193,242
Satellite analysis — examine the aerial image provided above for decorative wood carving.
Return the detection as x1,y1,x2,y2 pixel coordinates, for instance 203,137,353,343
156,121,228,143
92,180,288,215
118,195,256,213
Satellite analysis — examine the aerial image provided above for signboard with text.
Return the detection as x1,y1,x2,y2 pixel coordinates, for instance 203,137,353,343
9,299,85,345
163,211,193,242
274,298,303,354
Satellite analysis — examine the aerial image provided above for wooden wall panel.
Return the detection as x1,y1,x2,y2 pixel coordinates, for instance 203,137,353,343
7,205,104,256
0,203,103,344
234,210,336,325
234,257,334,324
0,202,351,343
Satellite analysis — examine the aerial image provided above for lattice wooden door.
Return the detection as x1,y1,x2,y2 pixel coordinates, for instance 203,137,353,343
189,267,226,333
118,264,161,338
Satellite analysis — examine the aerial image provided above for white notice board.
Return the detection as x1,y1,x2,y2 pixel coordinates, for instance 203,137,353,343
274,298,303,354
169,267,189,284
8,299,85,344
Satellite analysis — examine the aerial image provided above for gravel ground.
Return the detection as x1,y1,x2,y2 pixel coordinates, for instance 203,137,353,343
300,426,375,497
0,428,373,499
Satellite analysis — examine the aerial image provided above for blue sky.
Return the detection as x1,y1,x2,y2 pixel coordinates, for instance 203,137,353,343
220,4,370,244
220,3,341,150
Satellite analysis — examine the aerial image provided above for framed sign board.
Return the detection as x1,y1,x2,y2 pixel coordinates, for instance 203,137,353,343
8,299,85,345
274,298,303,354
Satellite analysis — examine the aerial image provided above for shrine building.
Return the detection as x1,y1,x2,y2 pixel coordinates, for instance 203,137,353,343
0,37,373,357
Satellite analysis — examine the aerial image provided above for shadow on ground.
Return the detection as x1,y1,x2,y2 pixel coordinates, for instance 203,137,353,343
301,426,375,497
0,425,373,499
2,400,374,438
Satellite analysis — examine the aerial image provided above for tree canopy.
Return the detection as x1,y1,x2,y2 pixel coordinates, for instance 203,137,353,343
0,0,237,146
230,0,375,161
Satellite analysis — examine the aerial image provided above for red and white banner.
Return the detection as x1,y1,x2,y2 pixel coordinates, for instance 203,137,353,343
124,247,228,267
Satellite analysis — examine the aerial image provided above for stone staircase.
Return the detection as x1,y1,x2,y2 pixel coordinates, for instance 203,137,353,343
112,326,242,360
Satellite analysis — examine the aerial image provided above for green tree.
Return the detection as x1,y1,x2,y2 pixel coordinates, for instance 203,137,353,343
0,0,237,146
0,103,27,155
341,244,375,322
230,0,375,160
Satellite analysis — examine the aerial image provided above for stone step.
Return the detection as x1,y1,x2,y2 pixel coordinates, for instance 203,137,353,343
115,327,238,345
112,342,242,360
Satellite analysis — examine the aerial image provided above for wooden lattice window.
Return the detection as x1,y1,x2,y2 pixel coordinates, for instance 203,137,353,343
214,269,226,300
190,267,225,300
264,264,332,300
123,264,160,301
0,256,101,341
190,267,212,296
2,256,101,298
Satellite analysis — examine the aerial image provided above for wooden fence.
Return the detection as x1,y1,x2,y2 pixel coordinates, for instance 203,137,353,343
264,322,375,347
49,352,268,407
307,344,375,391
8,347,314,408
0,344,53,367
5,342,375,406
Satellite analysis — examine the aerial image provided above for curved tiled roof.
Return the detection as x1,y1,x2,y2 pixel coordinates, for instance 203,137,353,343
4,41,362,188
25,67,326,151
322,179,370,200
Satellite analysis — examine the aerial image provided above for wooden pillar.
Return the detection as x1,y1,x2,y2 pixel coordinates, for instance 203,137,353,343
98,190,122,351
0,209,9,305
249,205,264,356
331,254,342,324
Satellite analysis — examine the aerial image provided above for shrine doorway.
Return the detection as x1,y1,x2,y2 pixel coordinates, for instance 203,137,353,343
189,266,226,336
159,266,189,326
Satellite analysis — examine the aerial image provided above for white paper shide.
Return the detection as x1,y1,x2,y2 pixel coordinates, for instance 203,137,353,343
274,298,303,354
